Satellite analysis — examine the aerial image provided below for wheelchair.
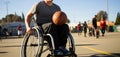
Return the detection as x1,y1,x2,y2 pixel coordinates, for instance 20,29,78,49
20,19,77,57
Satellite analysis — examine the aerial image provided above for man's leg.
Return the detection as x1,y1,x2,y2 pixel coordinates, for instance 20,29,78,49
42,23,60,49
57,24,69,47
56,24,71,55
42,23,70,55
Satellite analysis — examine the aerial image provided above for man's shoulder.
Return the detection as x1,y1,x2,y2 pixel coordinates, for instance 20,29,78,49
53,3,60,7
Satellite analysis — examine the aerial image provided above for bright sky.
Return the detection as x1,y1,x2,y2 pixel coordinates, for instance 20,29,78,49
0,0,120,23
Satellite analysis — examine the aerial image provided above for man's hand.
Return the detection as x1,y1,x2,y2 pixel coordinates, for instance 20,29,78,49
26,27,33,34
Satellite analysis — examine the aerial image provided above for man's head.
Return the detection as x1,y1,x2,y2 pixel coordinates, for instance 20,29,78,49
44,0,53,6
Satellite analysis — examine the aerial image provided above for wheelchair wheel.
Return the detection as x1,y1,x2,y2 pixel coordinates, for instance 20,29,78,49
66,33,77,57
21,28,44,57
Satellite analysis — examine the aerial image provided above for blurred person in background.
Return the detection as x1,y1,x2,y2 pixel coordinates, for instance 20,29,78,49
100,17,107,36
77,22,82,36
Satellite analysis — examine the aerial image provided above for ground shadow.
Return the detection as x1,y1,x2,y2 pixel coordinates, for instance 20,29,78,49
0,52,8,54
75,44,98,46
0,36,23,39
0,45,21,48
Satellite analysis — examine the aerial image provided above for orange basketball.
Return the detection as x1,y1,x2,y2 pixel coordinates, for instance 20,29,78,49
52,11,67,26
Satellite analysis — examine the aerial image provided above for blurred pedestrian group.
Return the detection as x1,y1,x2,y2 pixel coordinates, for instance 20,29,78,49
76,15,107,38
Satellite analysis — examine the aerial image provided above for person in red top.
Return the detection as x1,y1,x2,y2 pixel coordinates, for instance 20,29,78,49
17,24,22,37
100,18,107,36
77,22,81,35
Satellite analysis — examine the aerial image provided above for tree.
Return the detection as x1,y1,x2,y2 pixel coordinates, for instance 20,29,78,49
22,12,25,21
115,12,120,25
2,18,7,23
96,10,108,21
6,14,14,23
0,14,24,24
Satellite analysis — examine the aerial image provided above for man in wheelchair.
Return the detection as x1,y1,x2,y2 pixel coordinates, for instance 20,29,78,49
25,0,71,55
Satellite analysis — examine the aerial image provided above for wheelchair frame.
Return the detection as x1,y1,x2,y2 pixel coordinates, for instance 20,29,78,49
20,19,77,57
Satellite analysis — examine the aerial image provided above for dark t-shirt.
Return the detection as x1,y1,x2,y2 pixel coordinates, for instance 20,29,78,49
34,1,61,25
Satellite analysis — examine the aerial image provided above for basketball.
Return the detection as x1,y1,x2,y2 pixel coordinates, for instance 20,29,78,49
52,11,67,26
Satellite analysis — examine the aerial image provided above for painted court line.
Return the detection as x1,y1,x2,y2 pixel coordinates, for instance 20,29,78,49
82,46,119,57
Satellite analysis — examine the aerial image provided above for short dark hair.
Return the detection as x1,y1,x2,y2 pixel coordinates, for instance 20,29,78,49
95,15,97,17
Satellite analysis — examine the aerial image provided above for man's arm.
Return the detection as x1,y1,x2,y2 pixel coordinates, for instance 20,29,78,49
25,13,34,32
25,3,37,33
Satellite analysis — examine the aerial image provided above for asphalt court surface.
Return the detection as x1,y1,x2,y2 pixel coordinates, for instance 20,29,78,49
0,32,120,57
